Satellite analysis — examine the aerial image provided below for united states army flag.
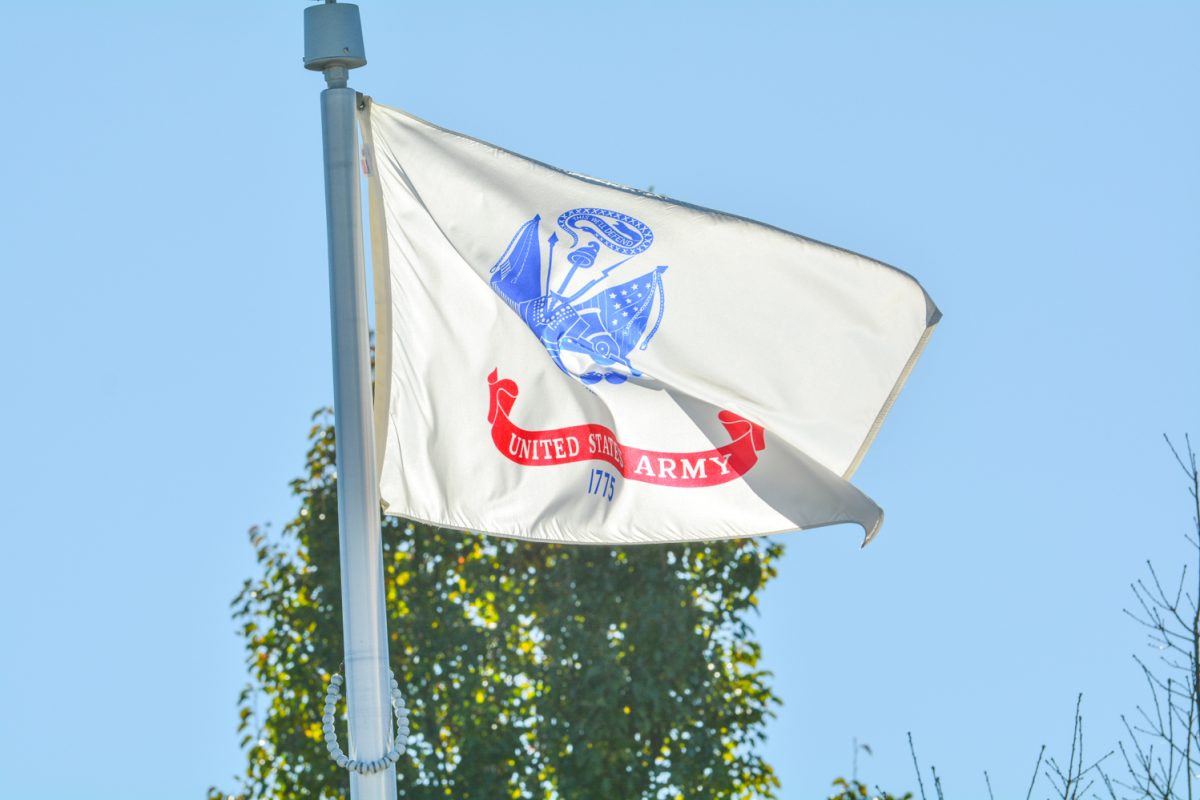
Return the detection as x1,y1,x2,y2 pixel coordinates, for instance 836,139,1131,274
360,98,939,545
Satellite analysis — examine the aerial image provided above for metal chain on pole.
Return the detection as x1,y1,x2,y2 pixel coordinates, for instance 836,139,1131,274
323,671,410,774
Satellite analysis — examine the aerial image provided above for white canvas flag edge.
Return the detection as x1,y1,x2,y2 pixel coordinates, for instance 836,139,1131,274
844,318,939,481
362,98,393,487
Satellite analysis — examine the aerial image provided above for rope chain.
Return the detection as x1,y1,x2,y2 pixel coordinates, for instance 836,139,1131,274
322,671,409,774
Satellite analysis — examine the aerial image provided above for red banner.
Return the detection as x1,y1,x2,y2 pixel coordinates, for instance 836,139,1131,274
487,370,765,487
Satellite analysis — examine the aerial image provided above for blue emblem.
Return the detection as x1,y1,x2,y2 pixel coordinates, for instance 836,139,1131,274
489,207,668,385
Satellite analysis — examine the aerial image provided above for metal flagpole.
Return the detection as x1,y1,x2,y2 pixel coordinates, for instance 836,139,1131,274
304,3,397,799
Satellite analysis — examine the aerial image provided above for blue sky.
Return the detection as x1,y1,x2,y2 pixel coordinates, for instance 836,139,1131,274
1,2,1196,798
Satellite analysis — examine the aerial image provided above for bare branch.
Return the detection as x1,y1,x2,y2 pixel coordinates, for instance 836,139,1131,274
909,732,928,800
1027,744,1046,800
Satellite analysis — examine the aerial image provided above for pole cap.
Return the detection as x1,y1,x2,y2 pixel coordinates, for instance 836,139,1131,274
304,2,367,71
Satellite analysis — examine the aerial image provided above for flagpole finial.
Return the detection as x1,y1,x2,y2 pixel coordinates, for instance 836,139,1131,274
303,1,366,73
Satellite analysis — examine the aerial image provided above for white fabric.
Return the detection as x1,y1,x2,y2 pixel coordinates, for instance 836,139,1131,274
360,99,939,545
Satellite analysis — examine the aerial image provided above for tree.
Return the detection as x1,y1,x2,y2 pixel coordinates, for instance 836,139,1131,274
211,412,783,800
828,776,912,800
895,437,1200,800
1107,436,1200,799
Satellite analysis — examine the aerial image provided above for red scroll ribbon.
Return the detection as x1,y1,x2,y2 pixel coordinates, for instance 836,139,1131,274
487,370,765,488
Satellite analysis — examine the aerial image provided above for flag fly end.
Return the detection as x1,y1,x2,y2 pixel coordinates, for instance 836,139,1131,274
861,513,884,548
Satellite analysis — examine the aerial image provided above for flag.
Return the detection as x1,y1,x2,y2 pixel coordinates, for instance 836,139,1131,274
359,98,940,545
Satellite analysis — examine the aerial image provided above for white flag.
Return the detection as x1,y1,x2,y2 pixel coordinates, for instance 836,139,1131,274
359,99,939,545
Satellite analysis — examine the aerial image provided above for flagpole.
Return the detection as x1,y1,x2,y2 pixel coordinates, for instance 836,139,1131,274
304,3,397,799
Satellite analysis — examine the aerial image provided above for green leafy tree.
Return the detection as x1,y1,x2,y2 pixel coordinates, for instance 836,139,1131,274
211,413,783,799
